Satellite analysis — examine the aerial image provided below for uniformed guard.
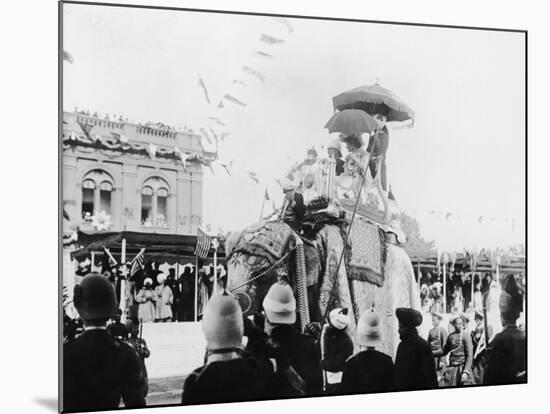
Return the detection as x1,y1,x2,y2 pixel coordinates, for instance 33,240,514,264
341,308,395,394
181,293,279,404
471,310,493,384
63,273,147,412
394,307,438,390
427,311,448,383
320,308,354,393
484,274,526,384
441,314,473,386
258,280,323,396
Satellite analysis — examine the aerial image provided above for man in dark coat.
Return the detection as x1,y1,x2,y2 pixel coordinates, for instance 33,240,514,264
341,308,394,394
63,273,147,412
394,307,438,390
484,274,526,385
367,113,389,191
255,280,323,396
181,293,279,404
320,308,354,393
471,310,493,384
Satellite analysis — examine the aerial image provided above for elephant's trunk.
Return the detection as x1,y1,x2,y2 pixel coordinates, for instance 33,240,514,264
294,237,310,331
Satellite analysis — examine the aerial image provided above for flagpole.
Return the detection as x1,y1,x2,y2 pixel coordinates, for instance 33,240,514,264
120,238,127,323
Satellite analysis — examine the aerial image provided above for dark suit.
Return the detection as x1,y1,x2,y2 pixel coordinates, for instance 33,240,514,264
341,349,395,394
182,357,278,404
485,326,526,385
395,331,438,390
63,329,147,412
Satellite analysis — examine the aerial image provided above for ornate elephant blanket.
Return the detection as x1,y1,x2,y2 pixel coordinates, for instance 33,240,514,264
226,221,294,264
346,215,387,287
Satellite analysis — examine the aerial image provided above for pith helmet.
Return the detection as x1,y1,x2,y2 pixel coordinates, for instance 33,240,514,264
262,280,296,324
202,293,244,350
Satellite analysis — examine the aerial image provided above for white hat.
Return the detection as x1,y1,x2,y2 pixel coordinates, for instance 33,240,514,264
202,293,244,350
156,273,166,284
329,308,350,330
327,138,342,154
357,308,382,347
143,278,153,286
262,281,296,324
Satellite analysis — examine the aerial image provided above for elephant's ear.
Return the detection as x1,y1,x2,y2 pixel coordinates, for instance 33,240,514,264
225,230,244,257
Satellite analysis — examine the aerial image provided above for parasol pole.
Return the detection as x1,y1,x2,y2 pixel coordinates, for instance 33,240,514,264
322,149,374,322
471,272,475,310
194,255,198,322
212,238,219,295
91,251,95,272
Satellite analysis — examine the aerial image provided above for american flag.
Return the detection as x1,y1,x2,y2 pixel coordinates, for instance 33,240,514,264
129,248,145,277
194,228,212,259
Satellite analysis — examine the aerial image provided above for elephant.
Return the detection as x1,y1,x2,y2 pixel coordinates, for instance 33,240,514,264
225,216,420,358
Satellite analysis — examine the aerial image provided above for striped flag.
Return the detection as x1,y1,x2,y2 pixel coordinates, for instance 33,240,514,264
199,128,213,145
194,228,212,259
129,248,145,277
248,171,259,184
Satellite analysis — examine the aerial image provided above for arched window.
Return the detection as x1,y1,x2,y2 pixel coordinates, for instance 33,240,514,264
141,177,170,228
81,170,115,221
141,186,153,226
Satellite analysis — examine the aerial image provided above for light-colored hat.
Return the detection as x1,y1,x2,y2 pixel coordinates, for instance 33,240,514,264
262,281,296,324
327,138,342,154
431,311,444,321
143,278,153,286
157,273,167,284
202,293,244,350
357,308,382,347
329,308,350,330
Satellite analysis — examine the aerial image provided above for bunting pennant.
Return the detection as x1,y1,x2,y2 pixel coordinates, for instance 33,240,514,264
199,128,213,145
209,129,219,143
232,79,247,86
63,50,74,63
217,101,225,108
220,160,233,176
148,143,157,158
260,34,285,44
198,75,211,104
110,132,127,143
273,17,294,33
253,50,273,59
248,171,259,184
264,188,270,201
220,132,230,141
208,117,226,126
78,121,94,138
224,94,247,107
242,65,266,82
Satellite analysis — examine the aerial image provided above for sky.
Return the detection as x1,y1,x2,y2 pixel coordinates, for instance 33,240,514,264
62,4,526,251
